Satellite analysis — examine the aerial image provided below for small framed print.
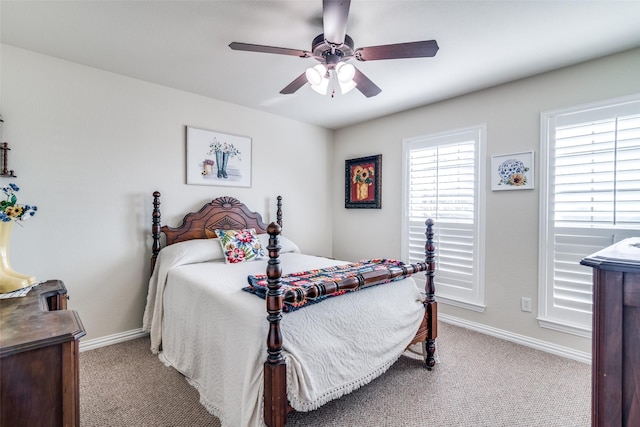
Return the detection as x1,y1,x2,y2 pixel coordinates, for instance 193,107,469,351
345,154,382,209
186,126,251,187
491,151,534,191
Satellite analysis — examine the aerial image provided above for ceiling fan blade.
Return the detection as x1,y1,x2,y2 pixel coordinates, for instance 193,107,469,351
323,0,351,45
280,72,308,95
353,67,381,98
229,42,311,58
355,40,439,61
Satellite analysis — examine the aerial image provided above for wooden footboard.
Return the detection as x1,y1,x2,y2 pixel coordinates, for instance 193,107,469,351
263,219,436,427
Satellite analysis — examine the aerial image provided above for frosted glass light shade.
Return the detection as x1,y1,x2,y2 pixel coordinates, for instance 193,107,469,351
305,64,327,85
336,62,355,83
339,79,357,94
306,64,329,95
310,77,329,95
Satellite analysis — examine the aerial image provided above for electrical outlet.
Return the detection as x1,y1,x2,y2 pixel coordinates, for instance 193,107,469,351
521,297,532,312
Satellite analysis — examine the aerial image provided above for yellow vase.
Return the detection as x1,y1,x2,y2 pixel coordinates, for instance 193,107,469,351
0,221,36,293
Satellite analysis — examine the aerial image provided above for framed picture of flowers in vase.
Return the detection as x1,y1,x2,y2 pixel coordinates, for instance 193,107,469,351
186,126,252,187
345,154,381,209
491,150,534,191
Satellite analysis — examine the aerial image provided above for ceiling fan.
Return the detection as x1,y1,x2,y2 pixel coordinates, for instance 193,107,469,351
229,0,439,98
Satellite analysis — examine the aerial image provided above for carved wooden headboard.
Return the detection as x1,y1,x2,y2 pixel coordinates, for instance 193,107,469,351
151,192,282,272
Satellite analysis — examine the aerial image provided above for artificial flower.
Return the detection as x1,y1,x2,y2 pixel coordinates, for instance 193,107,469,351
0,183,37,223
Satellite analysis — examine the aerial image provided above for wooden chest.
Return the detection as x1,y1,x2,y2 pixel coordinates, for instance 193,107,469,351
582,238,640,426
0,280,86,427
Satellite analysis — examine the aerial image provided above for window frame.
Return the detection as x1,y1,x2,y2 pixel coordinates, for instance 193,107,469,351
538,93,640,337
402,124,486,312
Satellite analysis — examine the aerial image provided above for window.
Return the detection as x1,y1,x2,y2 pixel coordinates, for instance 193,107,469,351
539,94,640,337
402,125,486,311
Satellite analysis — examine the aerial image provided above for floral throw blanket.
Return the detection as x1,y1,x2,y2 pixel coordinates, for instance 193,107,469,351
244,258,406,312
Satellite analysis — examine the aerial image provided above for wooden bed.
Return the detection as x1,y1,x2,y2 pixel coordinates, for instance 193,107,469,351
148,192,437,427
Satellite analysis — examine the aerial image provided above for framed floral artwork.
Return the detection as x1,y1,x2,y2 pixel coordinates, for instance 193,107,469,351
491,151,534,191
345,154,381,209
186,126,251,187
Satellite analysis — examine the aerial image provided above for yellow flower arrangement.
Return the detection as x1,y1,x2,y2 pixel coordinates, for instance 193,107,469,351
0,183,38,222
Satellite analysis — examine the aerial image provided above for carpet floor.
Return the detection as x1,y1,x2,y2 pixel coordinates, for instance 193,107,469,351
80,322,590,426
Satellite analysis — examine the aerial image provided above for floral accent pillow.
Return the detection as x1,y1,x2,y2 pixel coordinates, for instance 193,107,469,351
214,228,265,264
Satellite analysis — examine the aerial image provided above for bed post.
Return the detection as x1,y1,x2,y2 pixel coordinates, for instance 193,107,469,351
264,222,288,427
423,218,437,369
151,191,162,274
276,196,282,228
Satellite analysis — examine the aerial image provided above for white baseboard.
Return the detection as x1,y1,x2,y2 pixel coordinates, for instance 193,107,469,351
439,313,592,364
79,328,148,352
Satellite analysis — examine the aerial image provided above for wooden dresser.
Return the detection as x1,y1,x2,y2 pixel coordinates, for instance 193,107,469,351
581,238,640,426
0,280,86,427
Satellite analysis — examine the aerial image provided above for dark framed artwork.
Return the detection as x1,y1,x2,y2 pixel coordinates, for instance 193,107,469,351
345,154,382,209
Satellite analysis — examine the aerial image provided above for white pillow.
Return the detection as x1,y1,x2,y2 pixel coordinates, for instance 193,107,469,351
257,233,301,255
157,238,225,265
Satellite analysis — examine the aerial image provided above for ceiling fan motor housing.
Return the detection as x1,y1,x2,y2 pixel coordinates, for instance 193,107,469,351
312,33,354,68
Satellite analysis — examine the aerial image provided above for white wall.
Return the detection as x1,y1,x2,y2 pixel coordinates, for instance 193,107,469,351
1,45,334,341
4,42,639,352
332,47,640,354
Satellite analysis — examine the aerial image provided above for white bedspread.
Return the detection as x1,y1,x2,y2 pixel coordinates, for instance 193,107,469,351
143,237,424,427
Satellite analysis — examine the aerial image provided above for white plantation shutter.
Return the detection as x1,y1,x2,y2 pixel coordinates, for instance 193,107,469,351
539,94,640,336
403,126,486,311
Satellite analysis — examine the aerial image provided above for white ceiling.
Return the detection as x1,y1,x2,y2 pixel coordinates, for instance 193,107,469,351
2,0,640,130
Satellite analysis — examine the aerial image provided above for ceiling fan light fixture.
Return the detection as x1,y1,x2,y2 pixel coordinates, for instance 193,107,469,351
306,64,329,95
339,79,357,95
335,62,355,83
311,78,329,95
305,64,327,86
